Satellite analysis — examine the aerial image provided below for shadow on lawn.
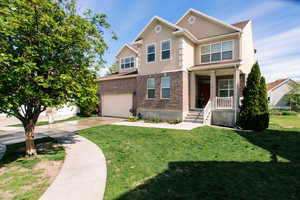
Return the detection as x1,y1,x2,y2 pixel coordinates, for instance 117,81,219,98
116,128,300,200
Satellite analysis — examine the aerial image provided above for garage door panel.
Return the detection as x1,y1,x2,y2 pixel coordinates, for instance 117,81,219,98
102,94,132,118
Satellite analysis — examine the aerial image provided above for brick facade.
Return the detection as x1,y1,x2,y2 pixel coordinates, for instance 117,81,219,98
136,71,184,111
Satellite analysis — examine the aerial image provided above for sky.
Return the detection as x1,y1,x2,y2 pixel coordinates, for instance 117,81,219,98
77,0,300,82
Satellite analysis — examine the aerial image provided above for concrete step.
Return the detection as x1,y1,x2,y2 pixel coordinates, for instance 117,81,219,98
185,116,204,120
184,119,203,123
186,113,203,117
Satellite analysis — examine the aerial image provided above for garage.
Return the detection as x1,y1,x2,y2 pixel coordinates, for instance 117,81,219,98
102,93,133,118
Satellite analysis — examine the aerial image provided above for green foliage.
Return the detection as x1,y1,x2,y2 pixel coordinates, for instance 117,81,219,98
168,118,182,124
238,62,269,131
106,62,118,75
144,117,162,123
282,111,298,116
129,116,139,122
287,83,300,111
0,0,113,132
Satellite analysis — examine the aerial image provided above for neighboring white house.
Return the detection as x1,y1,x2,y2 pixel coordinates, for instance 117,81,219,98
267,78,298,109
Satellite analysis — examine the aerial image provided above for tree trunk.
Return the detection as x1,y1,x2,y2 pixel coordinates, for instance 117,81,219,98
25,122,37,157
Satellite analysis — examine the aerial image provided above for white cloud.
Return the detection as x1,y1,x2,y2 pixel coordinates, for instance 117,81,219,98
256,26,300,82
225,1,285,23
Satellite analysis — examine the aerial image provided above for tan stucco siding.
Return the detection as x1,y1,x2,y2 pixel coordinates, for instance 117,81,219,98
116,46,138,73
195,36,240,65
239,22,256,76
177,13,236,40
181,37,195,70
139,22,180,75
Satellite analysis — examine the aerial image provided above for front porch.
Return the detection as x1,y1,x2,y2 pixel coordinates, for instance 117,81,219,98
188,67,244,126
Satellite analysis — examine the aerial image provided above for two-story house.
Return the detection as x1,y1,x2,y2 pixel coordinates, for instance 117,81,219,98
98,9,256,127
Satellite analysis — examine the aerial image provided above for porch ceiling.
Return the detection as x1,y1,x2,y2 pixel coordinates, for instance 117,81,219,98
189,60,241,71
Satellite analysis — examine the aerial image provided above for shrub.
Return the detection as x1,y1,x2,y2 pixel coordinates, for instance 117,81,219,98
129,116,139,122
282,111,298,116
237,62,269,131
144,117,162,123
77,102,96,117
168,118,182,124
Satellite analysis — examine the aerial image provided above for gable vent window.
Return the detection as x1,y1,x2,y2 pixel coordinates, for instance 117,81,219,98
188,15,196,24
120,57,134,69
161,40,171,60
201,41,233,63
147,44,156,63
155,25,162,33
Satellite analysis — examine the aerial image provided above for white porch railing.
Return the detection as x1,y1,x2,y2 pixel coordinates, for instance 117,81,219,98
203,99,212,125
216,97,233,109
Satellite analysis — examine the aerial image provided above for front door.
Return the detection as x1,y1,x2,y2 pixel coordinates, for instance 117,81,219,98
196,79,210,108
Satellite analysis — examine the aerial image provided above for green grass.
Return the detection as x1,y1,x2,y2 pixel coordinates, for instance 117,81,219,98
9,116,85,127
270,114,300,128
77,124,300,200
0,138,65,200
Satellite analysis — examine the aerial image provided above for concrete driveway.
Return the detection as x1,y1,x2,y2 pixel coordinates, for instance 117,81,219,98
0,117,125,145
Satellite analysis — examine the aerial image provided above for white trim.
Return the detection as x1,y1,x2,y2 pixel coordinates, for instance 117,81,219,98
160,39,172,61
218,79,234,97
119,56,135,70
176,8,241,32
116,44,138,57
160,76,171,99
147,77,156,99
134,16,182,42
97,74,138,82
189,62,241,71
199,40,235,64
146,43,156,64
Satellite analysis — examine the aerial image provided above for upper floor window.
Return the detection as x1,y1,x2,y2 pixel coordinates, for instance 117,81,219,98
147,44,156,63
218,79,233,97
120,57,134,69
201,41,233,63
161,40,171,60
147,78,155,99
161,76,171,99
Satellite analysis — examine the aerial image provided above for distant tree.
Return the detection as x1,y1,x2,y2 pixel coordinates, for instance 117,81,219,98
0,0,115,156
287,82,300,111
107,63,117,75
238,62,269,131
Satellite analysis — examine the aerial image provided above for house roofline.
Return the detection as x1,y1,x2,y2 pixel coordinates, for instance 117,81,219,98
176,8,241,32
134,16,182,42
267,78,298,93
116,44,138,57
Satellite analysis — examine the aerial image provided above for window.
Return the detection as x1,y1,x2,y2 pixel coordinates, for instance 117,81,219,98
147,78,155,99
218,79,234,97
201,41,233,63
161,40,171,60
120,57,134,69
147,44,156,63
161,76,170,99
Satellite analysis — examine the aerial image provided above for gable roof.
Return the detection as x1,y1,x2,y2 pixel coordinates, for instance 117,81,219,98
97,70,138,81
116,44,138,57
176,8,241,32
231,20,250,29
134,16,182,42
267,78,288,91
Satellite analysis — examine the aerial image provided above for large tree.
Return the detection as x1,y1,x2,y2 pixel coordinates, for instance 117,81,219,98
237,62,269,131
0,0,114,156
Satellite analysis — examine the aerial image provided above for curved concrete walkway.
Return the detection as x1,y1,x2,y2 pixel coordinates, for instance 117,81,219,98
40,133,107,200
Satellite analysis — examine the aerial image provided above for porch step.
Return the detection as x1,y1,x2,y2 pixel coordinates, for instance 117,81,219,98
184,110,204,124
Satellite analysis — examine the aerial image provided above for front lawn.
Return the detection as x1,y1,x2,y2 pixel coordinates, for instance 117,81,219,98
77,124,300,200
270,114,300,128
0,138,65,200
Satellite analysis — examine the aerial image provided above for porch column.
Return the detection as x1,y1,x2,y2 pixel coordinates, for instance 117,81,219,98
233,68,240,123
190,72,196,109
210,70,216,110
